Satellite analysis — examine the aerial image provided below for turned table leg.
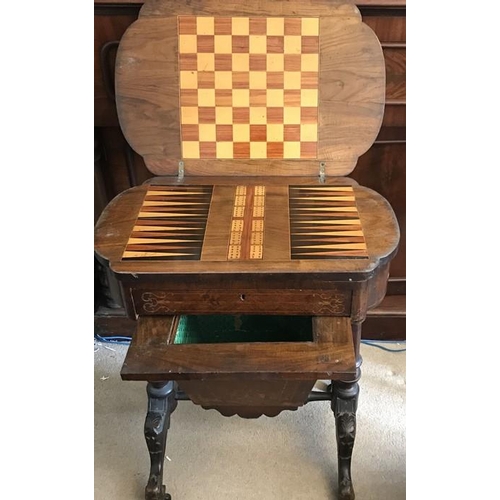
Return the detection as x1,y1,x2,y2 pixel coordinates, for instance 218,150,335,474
144,381,177,500
332,381,359,500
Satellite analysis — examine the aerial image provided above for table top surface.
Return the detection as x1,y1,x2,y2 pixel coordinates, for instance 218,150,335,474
95,176,399,278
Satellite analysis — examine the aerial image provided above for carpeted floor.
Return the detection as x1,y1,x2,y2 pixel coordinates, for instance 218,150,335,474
95,342,405,500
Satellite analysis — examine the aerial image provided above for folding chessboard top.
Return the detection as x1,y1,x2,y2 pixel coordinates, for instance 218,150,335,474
115,0,386,177
178,16,320,160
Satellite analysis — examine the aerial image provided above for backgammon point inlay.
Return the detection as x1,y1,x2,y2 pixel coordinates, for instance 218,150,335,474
289,186,368,259
122,185,213,261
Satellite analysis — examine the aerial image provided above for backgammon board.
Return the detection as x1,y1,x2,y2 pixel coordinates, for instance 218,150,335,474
96,177,397,278
122,184,368,261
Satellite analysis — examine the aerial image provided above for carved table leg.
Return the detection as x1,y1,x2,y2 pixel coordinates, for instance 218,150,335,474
332,381,359,500
144,381,177,500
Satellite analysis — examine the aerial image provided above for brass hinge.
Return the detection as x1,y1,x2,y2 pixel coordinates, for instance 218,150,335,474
319,162,326,183
178,161,185,181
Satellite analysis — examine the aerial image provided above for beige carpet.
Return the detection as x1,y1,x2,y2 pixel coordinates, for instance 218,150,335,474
95,342,405,500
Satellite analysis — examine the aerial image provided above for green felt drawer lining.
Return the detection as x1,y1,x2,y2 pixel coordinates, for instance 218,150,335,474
174,315,313,344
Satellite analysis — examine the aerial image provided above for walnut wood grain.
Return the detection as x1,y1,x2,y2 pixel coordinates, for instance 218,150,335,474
318,17,385,170
131,315,179,348
130,340,351,380
262,185,291,261
200,185,236,261
115,17,182,159
142,158,361,177
313,316,352,344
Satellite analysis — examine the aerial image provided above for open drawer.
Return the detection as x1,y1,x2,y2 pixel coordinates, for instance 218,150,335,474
121,315,356,417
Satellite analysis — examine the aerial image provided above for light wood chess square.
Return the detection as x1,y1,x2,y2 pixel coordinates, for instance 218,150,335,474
284,36,302,54
216,142,233,158
233,124,250,142
199,124,216,141
215,107,233,124
301,18,319,36
197,17,214,35
233,89,250,107
249,71,267,89
214,35,232,53
232,53,250,71
232,17,249,35
197,53,215,71
249,35,267,54
198,89,215,106
267,18,285,36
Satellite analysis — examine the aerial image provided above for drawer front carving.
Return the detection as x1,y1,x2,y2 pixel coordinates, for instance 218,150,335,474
133,289,351,316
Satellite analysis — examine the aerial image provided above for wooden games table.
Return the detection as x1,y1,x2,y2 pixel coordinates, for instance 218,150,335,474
94,1,400,499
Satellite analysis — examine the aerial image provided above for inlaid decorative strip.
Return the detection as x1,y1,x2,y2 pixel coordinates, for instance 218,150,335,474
289,186,369,259
228,185,266,260
122,186,213,260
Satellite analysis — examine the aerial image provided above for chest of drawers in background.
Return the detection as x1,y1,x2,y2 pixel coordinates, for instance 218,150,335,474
94,0,406,340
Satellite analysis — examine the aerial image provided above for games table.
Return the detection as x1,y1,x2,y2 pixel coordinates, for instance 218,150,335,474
94,1,400,499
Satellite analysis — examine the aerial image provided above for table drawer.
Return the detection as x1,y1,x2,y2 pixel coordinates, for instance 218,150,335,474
131,288,352,316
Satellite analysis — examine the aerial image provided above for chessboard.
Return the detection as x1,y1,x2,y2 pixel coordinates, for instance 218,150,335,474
122,185,368,261
178,16,320,160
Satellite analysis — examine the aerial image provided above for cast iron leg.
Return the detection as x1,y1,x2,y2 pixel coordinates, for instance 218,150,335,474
332,381,359,500
145,381,177,500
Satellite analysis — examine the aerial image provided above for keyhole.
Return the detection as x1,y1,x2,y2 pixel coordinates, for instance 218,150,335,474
240,294,246,301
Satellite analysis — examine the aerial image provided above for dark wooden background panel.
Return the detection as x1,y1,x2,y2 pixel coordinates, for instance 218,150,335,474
382,103,405,128
383,47,406,101
94,0,406,339
359,5,405,32
362,11,406,43
350,142,405,279
95,6,140,127
96,127,151,199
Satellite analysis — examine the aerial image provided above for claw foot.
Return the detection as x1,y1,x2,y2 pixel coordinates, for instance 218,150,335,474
338,477,354,500
145,483,171,500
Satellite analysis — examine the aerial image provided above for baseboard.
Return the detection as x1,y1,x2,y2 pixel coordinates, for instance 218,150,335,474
363,295,406,340
95,308,136,338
